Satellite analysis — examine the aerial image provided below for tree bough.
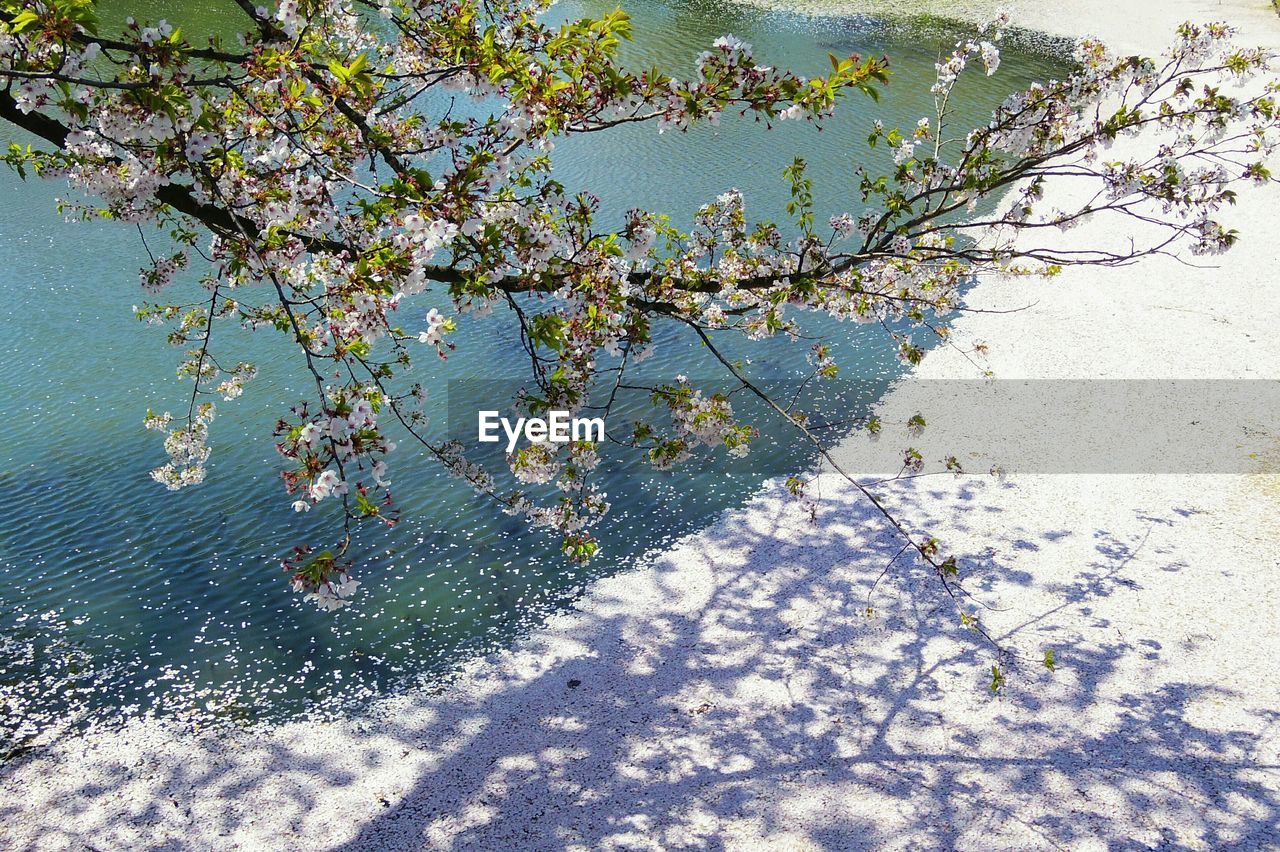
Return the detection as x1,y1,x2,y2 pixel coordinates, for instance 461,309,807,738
2,1,1276,675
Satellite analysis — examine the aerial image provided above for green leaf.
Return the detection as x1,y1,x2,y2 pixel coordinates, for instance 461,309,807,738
529,314,568,352
9,9,40,33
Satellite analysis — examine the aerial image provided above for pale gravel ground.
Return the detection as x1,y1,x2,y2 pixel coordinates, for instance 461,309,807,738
4,2,1280,850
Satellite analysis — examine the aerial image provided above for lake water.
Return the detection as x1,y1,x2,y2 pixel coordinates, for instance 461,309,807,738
0,0,1068,745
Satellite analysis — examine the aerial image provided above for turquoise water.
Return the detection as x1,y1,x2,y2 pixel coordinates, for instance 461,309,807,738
0,1,1068,744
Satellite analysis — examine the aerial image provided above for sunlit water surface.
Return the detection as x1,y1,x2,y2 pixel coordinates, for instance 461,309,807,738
0,0,1068,747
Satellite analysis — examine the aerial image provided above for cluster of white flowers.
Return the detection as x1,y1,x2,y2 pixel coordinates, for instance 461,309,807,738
829,213,855,238
146,403,214,490
307,468,347,502
1189,214,1235,256
438,440,495,492
509,443,561,485
417,307,447,346
395,214,458,258
623,209,658,263
292,571,360,611
280,385,392,527
139,251,188,292
215,363,258,401
669,389,749,457
183,132,218,161
138,19,174,46
978,41,1001,76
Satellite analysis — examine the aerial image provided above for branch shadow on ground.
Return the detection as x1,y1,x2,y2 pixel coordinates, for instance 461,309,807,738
2,475,1277,849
